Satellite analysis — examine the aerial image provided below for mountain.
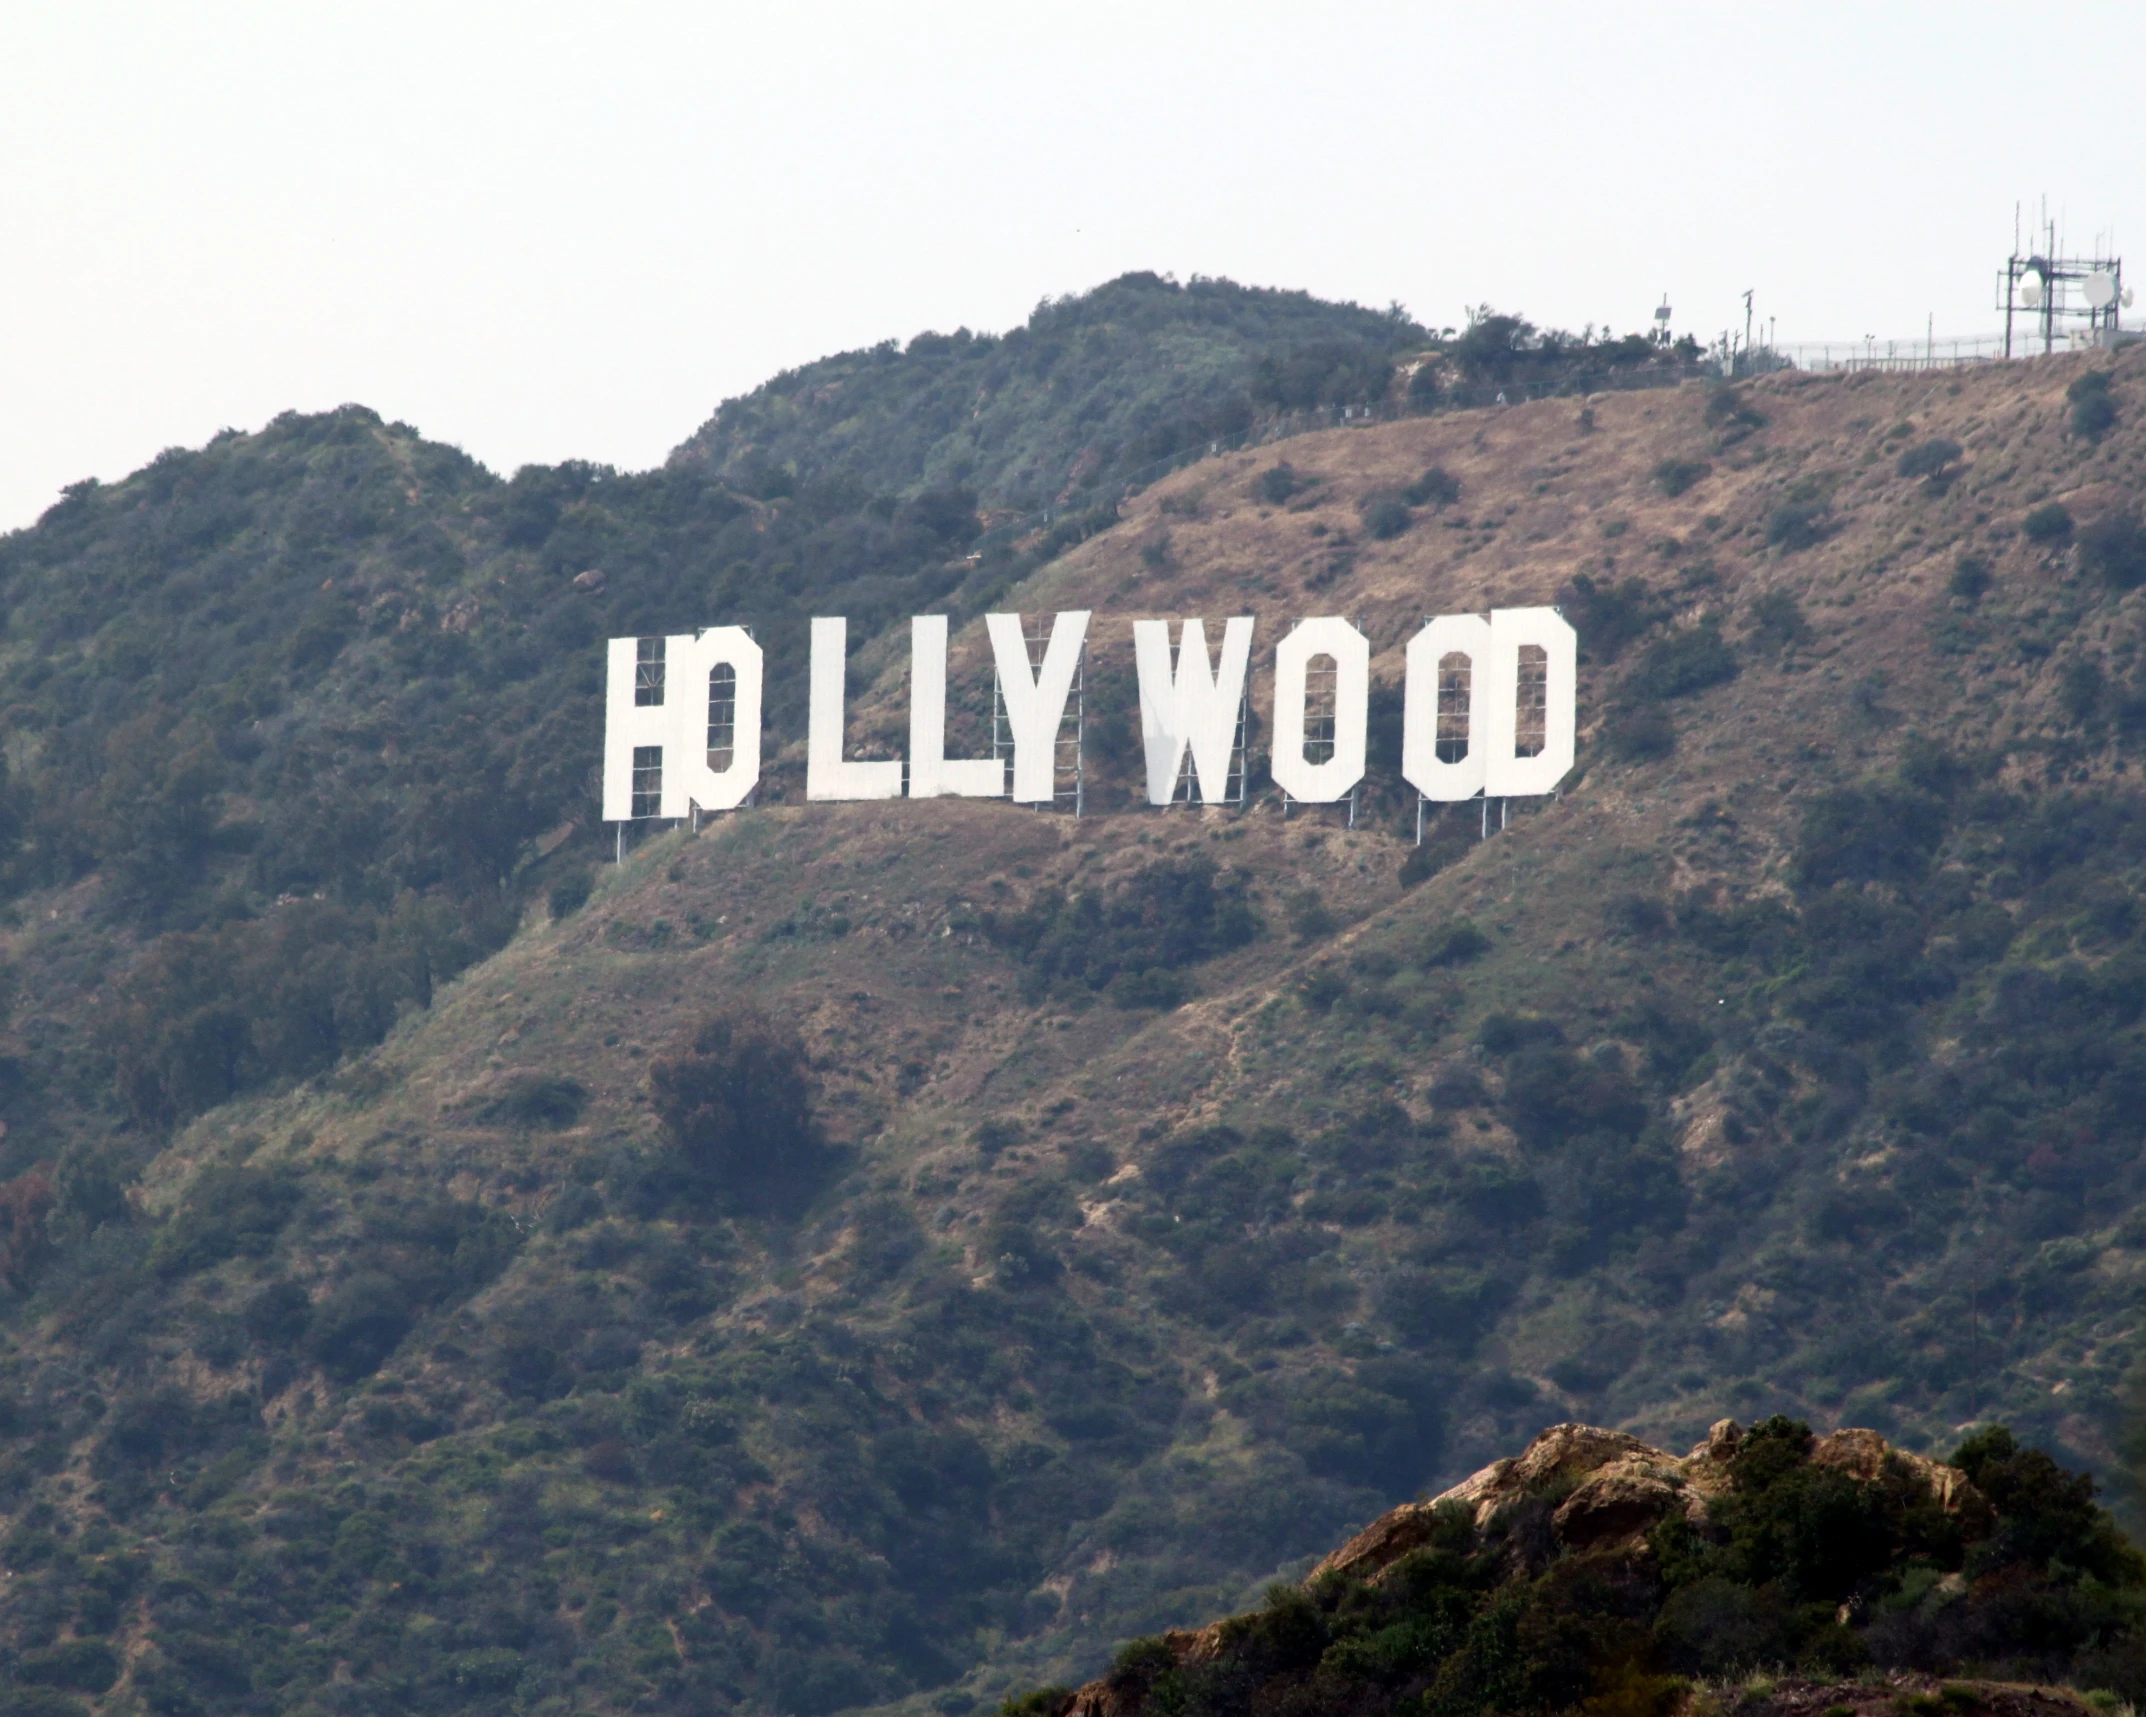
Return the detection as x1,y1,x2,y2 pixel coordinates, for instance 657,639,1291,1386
665,271,1426,513
0,304,2136,1717
1024,1416,2146,1717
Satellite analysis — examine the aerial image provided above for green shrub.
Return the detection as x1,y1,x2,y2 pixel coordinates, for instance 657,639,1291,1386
548,869,594,918
477,1071,587,1129
1360,491,1413,539
1748,589,1810,653
1477,1012,1565,1055
648,1009,828,1217
1258,463,1301,504
1296,968,1346,1012
1768,496,1832,550
1607,703,1676,760
1252,339,1398,409
0,1689,93,1717
2070,369,2118,441
2061,659,2106,723
1107,968,1186,1010
984,856,1259,997
1796,785,1946,887
1706,385,1769,439
1453,309,1535,382
997,1688,1073,1717
1950,554,1992,602
14,1640,120,1694
1379,1266,1504,1346
1563,573,1673,661
1406,466,1462,507
305,1272,416,1381
1949,1424,2144,1584
1287,890,1340,940
1606,894,1671,938
242,1278,312,1347
1654,457,1712,497
1420,920,1491,967
1398,845,1436,888
1897,436,1963,482
2083,510,2146,590
152,1166,303,1277
1639,622,1738,697
2024,501,2075,541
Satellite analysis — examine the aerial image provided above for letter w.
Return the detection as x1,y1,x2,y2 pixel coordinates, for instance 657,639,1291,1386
1133,617,1254,806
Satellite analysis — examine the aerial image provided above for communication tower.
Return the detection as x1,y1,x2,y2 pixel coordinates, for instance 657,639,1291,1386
1999,203,2132,357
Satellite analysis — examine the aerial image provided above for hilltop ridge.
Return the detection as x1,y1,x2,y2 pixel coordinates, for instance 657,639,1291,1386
1033,1417,2143,1717
665,271,1423,511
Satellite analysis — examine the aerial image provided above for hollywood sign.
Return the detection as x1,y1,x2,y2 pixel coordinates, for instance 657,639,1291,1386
602,609,1575,820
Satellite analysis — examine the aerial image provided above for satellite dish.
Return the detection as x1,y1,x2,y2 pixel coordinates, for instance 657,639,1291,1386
2020,275,2044,308
2125,288,2137,309
2085,272,2119,310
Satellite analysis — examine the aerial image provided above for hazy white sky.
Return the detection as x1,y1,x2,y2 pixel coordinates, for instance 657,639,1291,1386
3,1,2141,531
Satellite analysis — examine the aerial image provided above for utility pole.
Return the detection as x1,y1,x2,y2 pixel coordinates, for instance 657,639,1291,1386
1742,290,1755,365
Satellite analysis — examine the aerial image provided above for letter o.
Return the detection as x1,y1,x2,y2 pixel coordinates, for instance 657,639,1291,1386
1271,617,1369,804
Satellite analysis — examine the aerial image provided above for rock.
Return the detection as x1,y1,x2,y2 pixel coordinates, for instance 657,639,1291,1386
1060,1626,1226,1717
1810,1426,1984,1514
572,568,606,592
1310,1418,1984,1587
1058,1421,2005,1717
1693,1417,1743,1462
1313,1424,1668,1581
1552,1464,1687,1549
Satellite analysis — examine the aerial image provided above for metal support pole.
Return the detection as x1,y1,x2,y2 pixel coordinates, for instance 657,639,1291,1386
1073,637,1086,819
1235,675,1251,809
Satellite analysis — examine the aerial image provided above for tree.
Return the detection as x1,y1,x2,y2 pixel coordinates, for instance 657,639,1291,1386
1452,307,1537,383
648,1009,828,1216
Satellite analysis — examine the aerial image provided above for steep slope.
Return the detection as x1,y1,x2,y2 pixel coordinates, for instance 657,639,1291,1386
0,346,2140,1717
0,409,992,1169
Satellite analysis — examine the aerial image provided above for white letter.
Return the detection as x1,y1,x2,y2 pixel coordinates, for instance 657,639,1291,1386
1402,614,1492,802
807,616,903,801
1481,607,1577,797
603,634,698,820
1271,617,1369,804
986,611,1090,803
674,626,763,813
1133,617,1254,805
908,616,1003,798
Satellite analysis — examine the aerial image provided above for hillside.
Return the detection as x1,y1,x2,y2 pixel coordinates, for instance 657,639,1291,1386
0,329,2138,1717
1027,1417,2146,1717
665,271,1426,512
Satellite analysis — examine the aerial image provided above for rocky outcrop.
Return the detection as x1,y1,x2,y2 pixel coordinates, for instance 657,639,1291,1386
1311,1417,1981,1584
1046,1420,1989,1717
1806,1425,1982,1513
